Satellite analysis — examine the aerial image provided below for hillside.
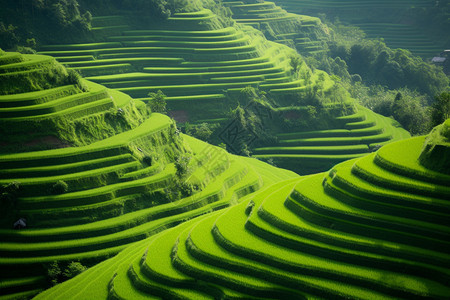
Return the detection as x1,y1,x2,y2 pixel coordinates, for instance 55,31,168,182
220,0,330,57
36,119,450,299
274,0,446,58
36,5,410,174
0,51,298,299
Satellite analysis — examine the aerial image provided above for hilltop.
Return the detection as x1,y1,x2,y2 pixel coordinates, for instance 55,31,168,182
36,119,450,299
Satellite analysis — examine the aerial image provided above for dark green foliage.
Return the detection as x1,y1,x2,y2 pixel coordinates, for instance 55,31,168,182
356,85,432,135
329,37,448,97
0,0,92,49
431,92,450,127
47,261,62,286
175,154,191,179
80,0,171,19
51,180,69,194
419,119,450,174
46,261,87,286
289,55,303,75
62,261,87,279
0,23,19,49
143,155,152,166
186,123,214,142
147,90,167,114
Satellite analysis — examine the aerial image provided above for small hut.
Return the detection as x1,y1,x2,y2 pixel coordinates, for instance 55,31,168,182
13,218,27,229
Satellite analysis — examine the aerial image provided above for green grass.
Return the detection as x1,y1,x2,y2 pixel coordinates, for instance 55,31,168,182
34,121,450,298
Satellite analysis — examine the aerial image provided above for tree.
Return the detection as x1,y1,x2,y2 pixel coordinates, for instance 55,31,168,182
51,180,68,194
431,92,450,127
63,262,87,279
191,123,213,141
175,154,191,179
147,90,167,114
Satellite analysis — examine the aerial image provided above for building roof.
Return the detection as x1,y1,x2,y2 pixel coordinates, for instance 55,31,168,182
432,57,446,63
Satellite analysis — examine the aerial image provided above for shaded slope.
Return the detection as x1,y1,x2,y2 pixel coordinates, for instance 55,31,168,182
253,104,410,174
273,0,442,58
38,121,450,299
0,51,298,299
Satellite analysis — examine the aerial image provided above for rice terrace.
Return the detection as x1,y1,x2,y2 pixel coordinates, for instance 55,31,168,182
0,0,448,299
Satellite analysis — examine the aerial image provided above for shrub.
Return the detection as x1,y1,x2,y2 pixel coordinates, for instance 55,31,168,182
51,180,69,194
431,92,450,127
143,155,152,166
147,90,167,114
63,261,87,279
175,154,191,178
46,261,87,286
190,123,213,142
47,261,61,286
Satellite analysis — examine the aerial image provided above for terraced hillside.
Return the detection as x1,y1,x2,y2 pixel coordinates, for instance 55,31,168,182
35,7,411,175
0,51,298,299
36,120,450,299
221,0,329,56
38,8,335,124
274,0,442,58
253,104,410,174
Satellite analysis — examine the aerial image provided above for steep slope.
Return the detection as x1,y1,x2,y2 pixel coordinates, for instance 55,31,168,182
37,120,450,299
0,51,298,299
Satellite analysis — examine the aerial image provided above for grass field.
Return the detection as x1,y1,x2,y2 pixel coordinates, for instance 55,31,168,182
36,123,450,299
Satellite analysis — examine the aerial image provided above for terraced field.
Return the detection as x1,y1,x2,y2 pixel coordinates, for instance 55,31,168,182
221,0,329,56
0,51,298,299
253,104,410,174
36,121,450,299
38,9,334,123
352,23,442,57
274,0,441,58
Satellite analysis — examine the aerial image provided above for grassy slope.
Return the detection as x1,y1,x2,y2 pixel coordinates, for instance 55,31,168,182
36,121,450,299
0,51,298,299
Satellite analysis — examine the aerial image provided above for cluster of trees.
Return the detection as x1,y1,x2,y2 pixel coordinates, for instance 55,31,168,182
0,0,92,50
328,39,448,96
0,0,194,50
305,19,449,136
353,84,449,135
47,261,87,286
